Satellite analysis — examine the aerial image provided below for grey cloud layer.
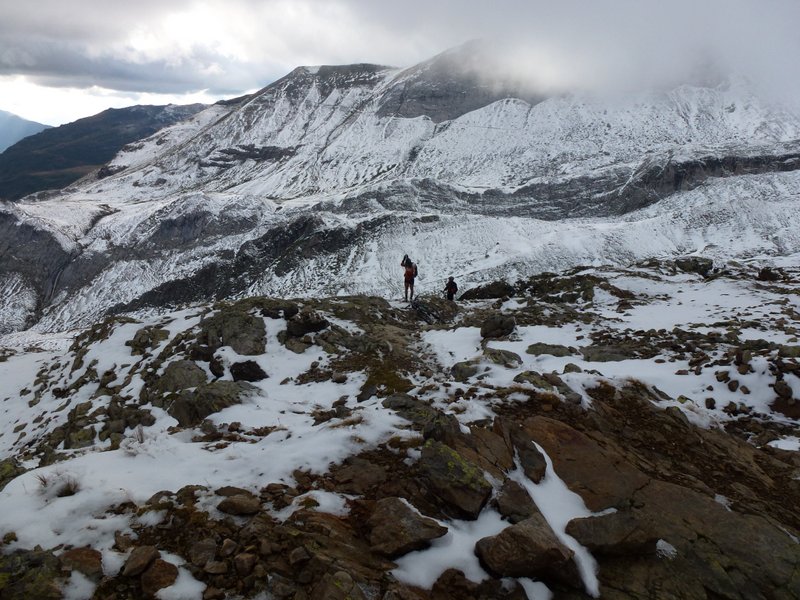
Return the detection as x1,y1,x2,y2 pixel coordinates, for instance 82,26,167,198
1,0,798,97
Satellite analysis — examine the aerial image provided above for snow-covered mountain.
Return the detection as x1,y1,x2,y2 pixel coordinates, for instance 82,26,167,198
2,43,800,335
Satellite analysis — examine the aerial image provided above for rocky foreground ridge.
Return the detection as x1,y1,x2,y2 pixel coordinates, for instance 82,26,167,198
1,257,799,599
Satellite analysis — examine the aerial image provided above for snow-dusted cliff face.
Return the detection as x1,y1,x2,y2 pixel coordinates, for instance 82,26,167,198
2,44,800,335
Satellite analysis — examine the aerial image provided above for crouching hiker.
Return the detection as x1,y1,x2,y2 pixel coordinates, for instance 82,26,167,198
401,254,418,301
444,276,458,301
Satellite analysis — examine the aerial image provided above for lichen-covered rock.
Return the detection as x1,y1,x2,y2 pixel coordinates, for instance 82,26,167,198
382,393,438,427
417,440,492,519
368,497,448,557
0,548,63,600
157,360,207,392
167,381,256,427
198,309,266,355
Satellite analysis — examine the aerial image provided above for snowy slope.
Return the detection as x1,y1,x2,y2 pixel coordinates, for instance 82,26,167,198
2,44,800,335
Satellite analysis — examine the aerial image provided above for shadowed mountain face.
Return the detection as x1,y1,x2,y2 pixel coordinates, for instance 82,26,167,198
0,104,205,201
0,110,50,153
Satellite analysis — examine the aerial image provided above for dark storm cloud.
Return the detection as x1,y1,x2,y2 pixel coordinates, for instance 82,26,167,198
1,0,799,99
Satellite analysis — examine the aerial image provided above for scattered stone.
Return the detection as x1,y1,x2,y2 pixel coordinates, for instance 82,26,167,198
188,538,217,567
141,559,178,597
122,546,160,577
368,497,448,557
234,552,257,575
417,440,492,519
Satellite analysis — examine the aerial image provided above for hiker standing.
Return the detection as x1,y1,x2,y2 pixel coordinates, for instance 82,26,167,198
401,254,418,301
444,276,458,301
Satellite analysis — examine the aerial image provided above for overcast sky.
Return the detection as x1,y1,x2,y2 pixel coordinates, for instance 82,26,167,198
1,0,799,126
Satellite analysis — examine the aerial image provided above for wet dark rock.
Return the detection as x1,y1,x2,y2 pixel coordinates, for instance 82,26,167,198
368,497,448,557
230,360,268,382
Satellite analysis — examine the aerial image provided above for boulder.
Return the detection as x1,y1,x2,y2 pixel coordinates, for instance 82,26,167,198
417,441,492,519
157,360,207,392
332,457,387,494
480,315,516,339
459,280,516,300
230,360,268,382
188,538,217,567
168,381,256,427
495,479,537,524
565,511,658,555
451,360,479,382
368,497,448,557
474,514,574,578
0,457,25,492
198,309,266,355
